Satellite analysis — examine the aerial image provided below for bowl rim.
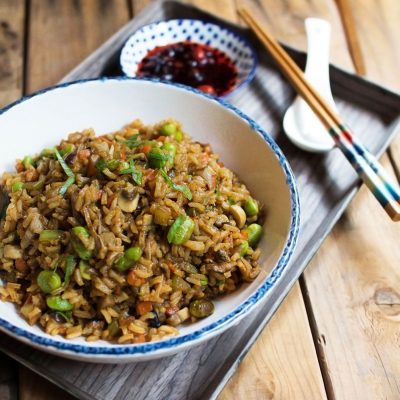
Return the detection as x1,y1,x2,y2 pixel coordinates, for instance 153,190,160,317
0,76,300,356
119,18,258,97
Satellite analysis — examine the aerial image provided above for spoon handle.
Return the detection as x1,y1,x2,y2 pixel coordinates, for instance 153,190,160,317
304,18,335,107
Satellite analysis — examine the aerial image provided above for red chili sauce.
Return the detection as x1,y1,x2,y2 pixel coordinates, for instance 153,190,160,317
136,41,238,96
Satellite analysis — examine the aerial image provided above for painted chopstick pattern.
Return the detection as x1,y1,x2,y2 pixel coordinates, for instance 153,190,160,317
239,6,400,221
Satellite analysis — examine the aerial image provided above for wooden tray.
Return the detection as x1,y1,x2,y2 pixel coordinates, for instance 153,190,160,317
1,2,399,399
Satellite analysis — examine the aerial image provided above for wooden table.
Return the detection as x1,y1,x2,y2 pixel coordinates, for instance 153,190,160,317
0,1,399,399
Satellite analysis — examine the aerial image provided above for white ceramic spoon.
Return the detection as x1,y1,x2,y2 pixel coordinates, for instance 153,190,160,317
283,18,336,153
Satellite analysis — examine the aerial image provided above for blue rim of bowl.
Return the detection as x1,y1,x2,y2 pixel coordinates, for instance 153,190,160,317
0,76,300,356
119,18,258,98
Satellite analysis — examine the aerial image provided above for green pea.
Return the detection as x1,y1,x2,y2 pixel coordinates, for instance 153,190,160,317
115,246,142,272
239,241,249,256
71,226,92,260
159,122,177,136
22,156,34,170
12,182,25,192
115,256,129,272
246,223,263,247
125,246,142,262
167,215,195,245
147,147,169,169
37,270,62,293
174,130,183,142
46,295,73,311
189,299,214,318
244,198,259,217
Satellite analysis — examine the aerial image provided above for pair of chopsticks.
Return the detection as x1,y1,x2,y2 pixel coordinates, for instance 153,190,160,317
238,7,400,222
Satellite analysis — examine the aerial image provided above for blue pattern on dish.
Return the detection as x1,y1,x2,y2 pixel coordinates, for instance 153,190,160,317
120,19,257,97
0,76,300,356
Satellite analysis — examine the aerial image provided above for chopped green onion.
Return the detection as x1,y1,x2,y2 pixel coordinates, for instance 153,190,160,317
39,230,65,242
123,133,140,148
22,156,35,170
12,182,25,192
63,255,76,287
54,148,75,196
79,260,91,280
159,169,192,200
239,241,249,256
59,144,74,157
40,148,55,158
95,158,107,172
71,226,93,260
120,159,142,186
148,147,169,169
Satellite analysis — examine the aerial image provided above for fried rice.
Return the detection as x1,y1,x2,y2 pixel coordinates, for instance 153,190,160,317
0,119,263,344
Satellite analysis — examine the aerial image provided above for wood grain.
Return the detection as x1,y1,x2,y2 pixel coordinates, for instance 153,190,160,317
220,283,326,400
0,353,18,400
0,1,399,399
0,1,25,398
303,155,400,400
0,0,25,107
246,0,354,70
19,367,76,400
300,1,400,398
26,0,130,93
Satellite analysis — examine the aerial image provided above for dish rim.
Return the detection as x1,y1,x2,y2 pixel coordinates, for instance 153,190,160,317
0,76,300,356
119,18,258,97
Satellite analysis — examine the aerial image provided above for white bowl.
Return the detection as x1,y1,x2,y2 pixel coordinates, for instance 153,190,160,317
120,19,257,96
0,78,299,363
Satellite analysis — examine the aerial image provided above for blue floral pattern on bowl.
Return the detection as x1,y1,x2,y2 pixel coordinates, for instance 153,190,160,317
120,19,257,96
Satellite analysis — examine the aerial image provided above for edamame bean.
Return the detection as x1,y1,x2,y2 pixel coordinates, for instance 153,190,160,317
244,198,259,217
46,295,73,311
37,270,61,293
189,299,214,318
246,223,263,247
159,122,177,136
167,215,195,245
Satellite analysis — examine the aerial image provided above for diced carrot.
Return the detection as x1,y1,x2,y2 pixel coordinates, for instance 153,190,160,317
15,162,24,173
15,258,28,273
141,144,152,155
127,270,145,287
145,168,156,181
136,301,153,316
78,149,90,160
107,194,115,208
156,135,166,142
241,230,248,239
210,174,217,190
120,147,126,161
133,334,146,343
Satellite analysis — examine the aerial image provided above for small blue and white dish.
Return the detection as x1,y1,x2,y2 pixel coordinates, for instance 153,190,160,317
120,19,257,96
